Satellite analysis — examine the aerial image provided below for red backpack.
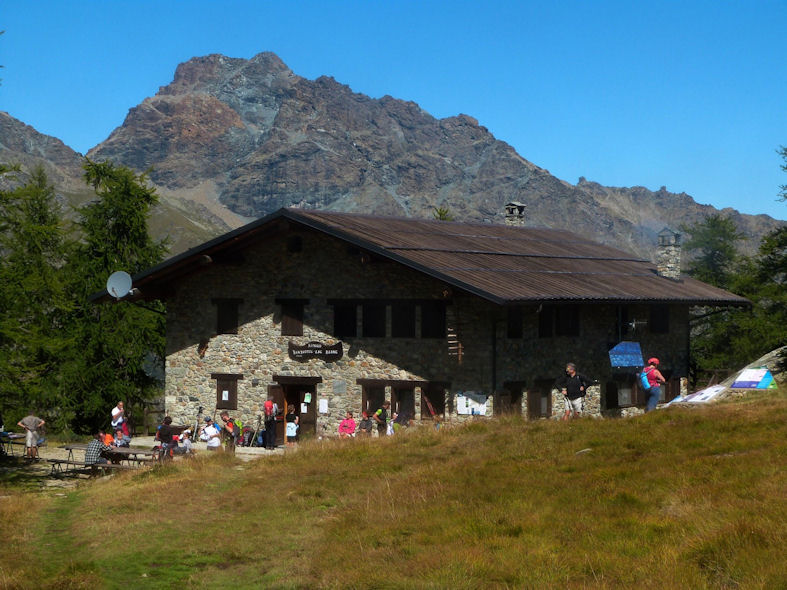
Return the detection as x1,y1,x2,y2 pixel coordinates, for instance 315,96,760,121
264,400,274,417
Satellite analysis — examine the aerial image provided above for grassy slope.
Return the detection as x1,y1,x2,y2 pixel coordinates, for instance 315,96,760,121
1,390,786,589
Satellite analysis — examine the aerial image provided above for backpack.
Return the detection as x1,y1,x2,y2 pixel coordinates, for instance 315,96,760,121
264,400,275,418
639,368,652,391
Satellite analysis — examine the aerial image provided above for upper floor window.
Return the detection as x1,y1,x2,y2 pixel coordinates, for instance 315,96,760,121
212,298,242,335
421,301,446,338
650,305,669,334
538,305,580,337
332,302,357,339
507,307,523,339
391,303,416,338
362,303,386,337
276,299,307,336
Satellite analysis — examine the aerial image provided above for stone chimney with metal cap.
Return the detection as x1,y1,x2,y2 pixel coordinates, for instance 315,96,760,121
505,201,526,226
656,227,681,279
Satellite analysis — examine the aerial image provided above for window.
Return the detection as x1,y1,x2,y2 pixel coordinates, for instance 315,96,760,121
212,373,243,410
421,301,446,338
361,386,386,416
212,298,242,335
538,306,554,338
555,306,579,336
507,307,523,339
362,303,386,337
277,299,306,336
650,305,669,334
616,306,630,340
538,305,579,337
391,303,416,338
605,375,646,409
333,302,357,339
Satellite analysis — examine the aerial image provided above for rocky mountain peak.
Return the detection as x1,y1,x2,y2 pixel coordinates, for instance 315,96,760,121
3,53,782,259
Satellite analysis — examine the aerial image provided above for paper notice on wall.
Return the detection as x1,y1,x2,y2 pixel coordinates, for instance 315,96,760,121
222,390,229,401
301,403,308,414
318,398,328,414
304,393,312,403
456,392,488,415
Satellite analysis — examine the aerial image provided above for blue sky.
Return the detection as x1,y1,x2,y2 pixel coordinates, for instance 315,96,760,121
2,0,785,219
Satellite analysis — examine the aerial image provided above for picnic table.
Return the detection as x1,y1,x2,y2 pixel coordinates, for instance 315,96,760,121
0,432,26,456
49,443,158,477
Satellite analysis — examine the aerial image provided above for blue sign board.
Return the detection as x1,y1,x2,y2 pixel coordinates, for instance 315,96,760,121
608,341,644,368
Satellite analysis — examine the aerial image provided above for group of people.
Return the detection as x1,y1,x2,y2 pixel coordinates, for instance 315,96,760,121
337,401,415,438
556,357,666,419
192,396,284,453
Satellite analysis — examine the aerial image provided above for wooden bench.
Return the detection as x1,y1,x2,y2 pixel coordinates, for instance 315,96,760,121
48,459,136,477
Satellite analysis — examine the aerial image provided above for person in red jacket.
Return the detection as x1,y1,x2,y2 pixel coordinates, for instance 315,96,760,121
643,357,666,412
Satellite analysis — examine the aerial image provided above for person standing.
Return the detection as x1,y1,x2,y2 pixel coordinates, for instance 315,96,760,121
643,357,666,412
17,410,45,460
285,404,299,445
373,401,390,437
111,401,125,429
263,396,279,450
555,363,591,420
200,417,222,451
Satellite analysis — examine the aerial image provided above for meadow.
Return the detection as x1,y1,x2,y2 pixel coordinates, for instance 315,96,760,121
1,389,786,589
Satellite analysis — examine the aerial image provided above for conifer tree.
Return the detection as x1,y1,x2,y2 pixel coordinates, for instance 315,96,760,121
0,166,73,424
61,160,168,432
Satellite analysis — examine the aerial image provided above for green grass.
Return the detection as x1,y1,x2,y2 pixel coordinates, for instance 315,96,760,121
2,389,787,589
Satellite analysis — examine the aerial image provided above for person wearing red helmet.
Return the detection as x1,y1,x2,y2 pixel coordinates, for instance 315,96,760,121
643,357,666,412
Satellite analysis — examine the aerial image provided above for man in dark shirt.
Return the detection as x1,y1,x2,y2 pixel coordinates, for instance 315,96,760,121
555,362,591,420
157,416,179,458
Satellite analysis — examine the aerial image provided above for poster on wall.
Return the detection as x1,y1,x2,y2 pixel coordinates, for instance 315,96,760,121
456,392,488,415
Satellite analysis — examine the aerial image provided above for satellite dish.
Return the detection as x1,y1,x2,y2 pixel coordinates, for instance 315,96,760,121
106,271,132,300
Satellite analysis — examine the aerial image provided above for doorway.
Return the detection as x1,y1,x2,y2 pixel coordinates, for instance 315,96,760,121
498,381,525,416
272,376,322,444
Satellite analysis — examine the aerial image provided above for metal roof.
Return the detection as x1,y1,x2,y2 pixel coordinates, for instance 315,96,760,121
91,208,750,307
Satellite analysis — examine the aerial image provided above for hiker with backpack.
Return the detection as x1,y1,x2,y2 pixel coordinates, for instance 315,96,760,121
555,362,591,420
219,411,242,454
642,357,666,412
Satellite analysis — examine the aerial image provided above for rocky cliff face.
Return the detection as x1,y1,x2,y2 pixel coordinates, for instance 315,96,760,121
0,111,226,253
2,52,783,259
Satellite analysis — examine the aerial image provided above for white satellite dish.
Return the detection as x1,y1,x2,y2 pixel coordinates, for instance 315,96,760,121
106,271,133,300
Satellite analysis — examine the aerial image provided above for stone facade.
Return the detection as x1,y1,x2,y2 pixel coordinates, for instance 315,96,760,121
162,228,691,436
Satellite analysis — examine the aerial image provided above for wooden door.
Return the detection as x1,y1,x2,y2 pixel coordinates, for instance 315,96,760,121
268,384,285,445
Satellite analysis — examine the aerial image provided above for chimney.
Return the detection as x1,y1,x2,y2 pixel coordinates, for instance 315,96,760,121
656,227,681,279
504,201,526,227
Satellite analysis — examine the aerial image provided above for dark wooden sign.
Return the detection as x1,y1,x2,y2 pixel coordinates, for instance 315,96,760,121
288,341,343,362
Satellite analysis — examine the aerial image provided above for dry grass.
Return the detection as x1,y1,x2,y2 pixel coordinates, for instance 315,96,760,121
1,388,786,589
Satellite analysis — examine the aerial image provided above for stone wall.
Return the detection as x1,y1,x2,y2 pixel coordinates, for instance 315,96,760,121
162,229,691,435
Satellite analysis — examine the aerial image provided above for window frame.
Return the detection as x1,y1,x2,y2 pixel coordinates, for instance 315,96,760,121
212,372,243,410
212,298,242,335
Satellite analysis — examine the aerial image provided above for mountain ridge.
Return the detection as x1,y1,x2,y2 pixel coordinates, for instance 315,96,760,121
2,51,783,258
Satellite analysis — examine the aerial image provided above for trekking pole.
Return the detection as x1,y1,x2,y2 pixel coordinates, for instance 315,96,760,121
193,406,203,440
250,414,260,447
